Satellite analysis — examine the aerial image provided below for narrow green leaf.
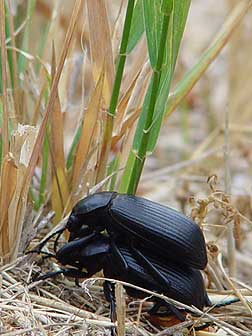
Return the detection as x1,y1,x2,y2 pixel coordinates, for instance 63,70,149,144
4,4,14,88
66,123,82,170
0,102,2,166
18,0,36,75
107,156,119,191
147,0,191,152
143,0,163,68
109,0,135,118
161,0,173,14
96,0,135,182
165,0,250,119
132,77,153,150
35,22,50,74
120,0,191,194
120,2,173,194
127,0,144,53
0,53,2,93
118,150,136,193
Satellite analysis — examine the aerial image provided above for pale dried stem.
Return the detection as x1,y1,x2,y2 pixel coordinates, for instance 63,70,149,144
0,0,9,158
217,254,252,315
224,103,236,277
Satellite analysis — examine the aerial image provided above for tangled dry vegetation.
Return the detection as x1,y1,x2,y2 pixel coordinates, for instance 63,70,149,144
1,176,252,335
1,0,252,335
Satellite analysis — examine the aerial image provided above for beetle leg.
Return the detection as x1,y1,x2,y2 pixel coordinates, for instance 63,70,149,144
110,239,129,274
56,232,98,261
130,246,171,290
69,225,94,241
148,300,163,314
129,246,186,320
39,252,56,265
149,299,185,321
33,267,89,282
103,281,116,336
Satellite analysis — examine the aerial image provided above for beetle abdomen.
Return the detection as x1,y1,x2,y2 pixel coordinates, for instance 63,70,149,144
110,194,207,269
110,245,207,309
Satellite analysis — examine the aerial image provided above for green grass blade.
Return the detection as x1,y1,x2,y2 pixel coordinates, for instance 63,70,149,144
130,0,190,152
66,123,82,171
4,4,14,88
109,0,135,118
96,0,135,182
107,156,119,191
119,0,191,194
0,102,2,166
120,0,174,194
0,53,2,93
143,0,163,68
127,0,144,53
35,22,50,74
165,0,250,120
17,0,36,76
118,148,136,193
147,0,191,152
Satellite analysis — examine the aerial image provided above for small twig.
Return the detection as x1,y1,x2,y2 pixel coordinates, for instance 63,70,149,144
217,254,252,315
156,320,194,336
224,104,236,277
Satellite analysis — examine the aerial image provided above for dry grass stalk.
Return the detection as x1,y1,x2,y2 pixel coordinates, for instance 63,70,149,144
21,0,82,192
86,0,115,106
8,125,38,262
86,0,117,183
113,74,138,135
18,0,82,226
6,0,20,124
0,0,9,158
0,0,82,265
115,283,126,336
71,69,105,198
1,253,252,335
0,154,17,263
112,60,151,148
0,125,38,264
24,3,81,203
217,253,252,316
1,1,252,334
50,44,70,222
224,103,236,277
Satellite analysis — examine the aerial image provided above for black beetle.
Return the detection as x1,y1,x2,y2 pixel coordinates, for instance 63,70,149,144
35,233,210,315
66,192,207,270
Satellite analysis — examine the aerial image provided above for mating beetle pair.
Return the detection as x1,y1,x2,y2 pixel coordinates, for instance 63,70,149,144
67,192,207,269
34,192,209,324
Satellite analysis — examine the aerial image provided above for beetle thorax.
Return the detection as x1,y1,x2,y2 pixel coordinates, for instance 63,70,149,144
67,192,116,232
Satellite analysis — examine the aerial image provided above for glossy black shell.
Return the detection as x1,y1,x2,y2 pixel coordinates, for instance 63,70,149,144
109,194,207,269
104,244,209,310
56,234,209,310
67,192,115,233
67,192,207,270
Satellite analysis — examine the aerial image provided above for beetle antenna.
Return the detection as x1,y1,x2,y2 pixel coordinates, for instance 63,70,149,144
53,229,65,253
26,228,65,255
26,250,56,263
33,268,89,282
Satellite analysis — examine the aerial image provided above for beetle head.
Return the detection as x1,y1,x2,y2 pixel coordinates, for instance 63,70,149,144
66,192,115,233
56,235,110,276
56,238,83,266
